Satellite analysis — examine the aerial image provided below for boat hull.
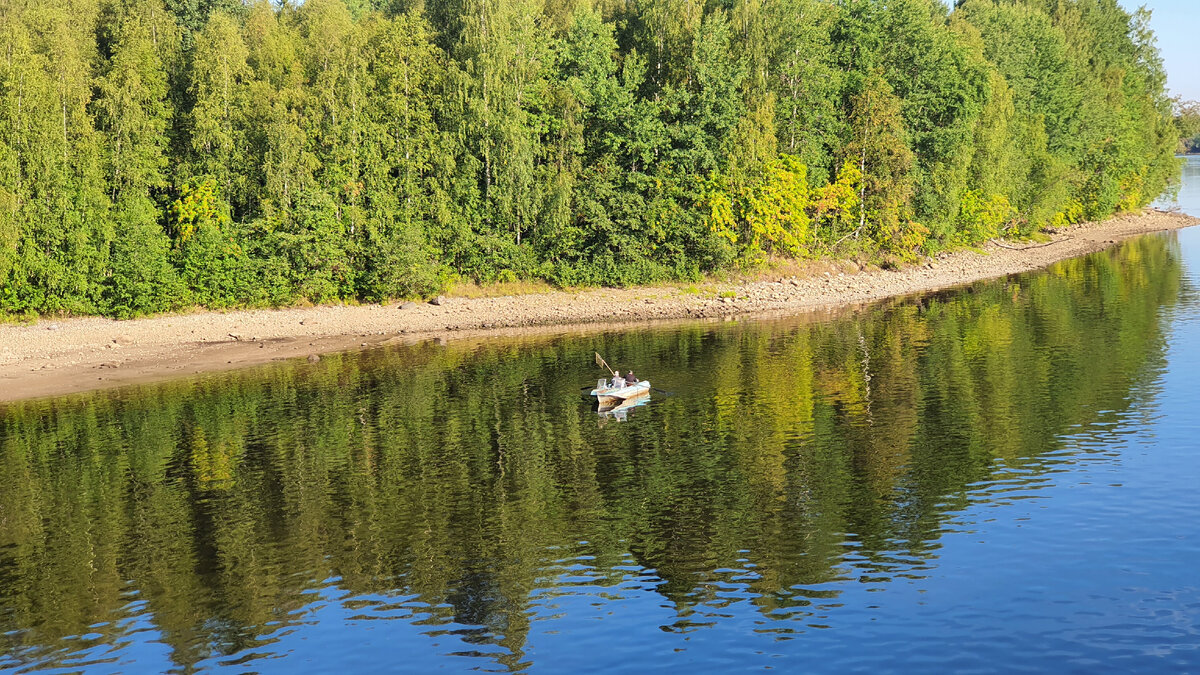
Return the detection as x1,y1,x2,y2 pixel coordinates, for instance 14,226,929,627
590,380,651,406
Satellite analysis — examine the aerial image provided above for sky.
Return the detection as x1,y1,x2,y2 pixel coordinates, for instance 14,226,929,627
1116,0,1198,100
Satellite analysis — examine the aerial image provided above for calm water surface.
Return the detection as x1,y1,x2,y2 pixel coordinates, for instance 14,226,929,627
2,166,1199,672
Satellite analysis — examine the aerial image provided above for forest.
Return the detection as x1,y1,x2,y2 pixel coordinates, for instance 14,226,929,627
0,0,1181,316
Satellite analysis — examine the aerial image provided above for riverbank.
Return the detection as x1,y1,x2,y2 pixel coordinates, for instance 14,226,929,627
2,208,1195,403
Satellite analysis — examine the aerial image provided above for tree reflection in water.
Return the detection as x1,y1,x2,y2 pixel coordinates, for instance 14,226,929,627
0,233,1185,672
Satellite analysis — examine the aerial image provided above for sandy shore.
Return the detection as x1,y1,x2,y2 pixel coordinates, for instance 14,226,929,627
1,208,1195,403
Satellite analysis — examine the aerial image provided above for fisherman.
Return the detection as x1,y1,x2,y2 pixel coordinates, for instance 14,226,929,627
610,372,626,389
626,371,638,384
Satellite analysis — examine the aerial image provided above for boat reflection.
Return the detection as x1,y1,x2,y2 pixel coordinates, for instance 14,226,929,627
597,389,650,424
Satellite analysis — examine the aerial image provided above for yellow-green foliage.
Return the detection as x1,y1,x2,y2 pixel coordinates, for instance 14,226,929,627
955,190,1013,243
167,178,228,245
708,156,812,257
1117,169,1147,212
743,156,812,255
707,187,737,244
810,160,862,236
876,219,930,259
1051,198,1086,229
709,153,930,261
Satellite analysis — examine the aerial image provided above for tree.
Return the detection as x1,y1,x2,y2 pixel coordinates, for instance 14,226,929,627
187,12,251,209
744,0,841,183
358,11,445,299
0,0,1184,317
437,0,550,278
1175,99,1200,154
844,70,920,253
94,0,185,315
0,0,111,315
871,0,988,235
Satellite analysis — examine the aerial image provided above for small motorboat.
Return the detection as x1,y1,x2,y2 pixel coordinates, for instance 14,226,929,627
589,354,650,419
590,377,651,407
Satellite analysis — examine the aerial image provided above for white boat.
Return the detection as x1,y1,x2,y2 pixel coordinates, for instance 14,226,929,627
589,378,651,407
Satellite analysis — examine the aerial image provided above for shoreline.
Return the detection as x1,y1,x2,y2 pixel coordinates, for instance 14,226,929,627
2,208,1195,404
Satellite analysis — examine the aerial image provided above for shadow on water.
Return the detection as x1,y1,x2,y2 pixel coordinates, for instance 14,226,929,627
0,231,1191,672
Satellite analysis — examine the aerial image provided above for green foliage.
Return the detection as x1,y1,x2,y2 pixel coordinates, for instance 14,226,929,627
0,0,111,315
0,0,1181,317
168,179,258,307
105,199,186,317
845,70,917,247
707,155,811,258
168,179,225,244
1175,100,1200,154
809,160,863,238
957,0,1176,229
953,189,1013,244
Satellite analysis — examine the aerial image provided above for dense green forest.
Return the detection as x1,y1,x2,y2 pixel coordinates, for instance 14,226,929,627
0,0,1180,316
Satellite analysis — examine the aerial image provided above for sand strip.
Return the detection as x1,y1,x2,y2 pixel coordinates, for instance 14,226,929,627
1,209,1195,403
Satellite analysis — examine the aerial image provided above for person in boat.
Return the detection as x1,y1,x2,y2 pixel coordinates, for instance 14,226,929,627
626,371,638,384
610,372,626,389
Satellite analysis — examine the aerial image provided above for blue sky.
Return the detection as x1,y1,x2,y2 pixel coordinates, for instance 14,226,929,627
1117,1,1198,100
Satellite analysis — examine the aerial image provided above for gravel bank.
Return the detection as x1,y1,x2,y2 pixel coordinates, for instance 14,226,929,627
2,209,1194,403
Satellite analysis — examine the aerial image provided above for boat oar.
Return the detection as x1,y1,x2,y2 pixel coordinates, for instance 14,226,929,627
594,352,617,377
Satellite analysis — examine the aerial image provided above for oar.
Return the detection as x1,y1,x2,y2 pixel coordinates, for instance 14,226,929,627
594,352,617,377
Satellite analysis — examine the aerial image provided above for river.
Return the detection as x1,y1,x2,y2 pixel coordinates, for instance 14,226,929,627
2,160,1199,672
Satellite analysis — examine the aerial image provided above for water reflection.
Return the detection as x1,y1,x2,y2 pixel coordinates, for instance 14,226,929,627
0,232,1188,672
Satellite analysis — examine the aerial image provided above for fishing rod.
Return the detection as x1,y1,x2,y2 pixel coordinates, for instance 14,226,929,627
594,352,617,377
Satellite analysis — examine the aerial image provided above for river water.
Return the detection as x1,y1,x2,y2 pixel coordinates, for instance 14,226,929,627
2,162,1199,672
